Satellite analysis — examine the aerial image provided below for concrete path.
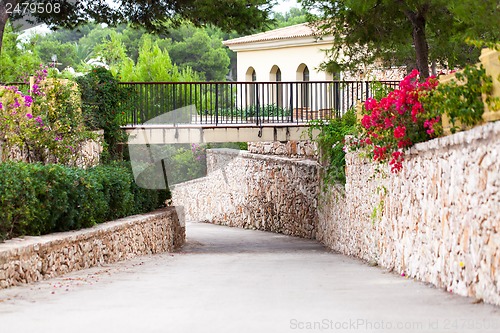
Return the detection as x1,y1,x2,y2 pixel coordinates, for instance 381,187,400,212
0,222,499,333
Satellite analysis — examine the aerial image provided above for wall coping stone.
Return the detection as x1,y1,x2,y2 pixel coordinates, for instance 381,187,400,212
173,149,318,190
410,121,500,154
207,148,318,167
0,208,180,256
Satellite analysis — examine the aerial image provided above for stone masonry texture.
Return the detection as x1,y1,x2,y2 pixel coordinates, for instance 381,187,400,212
247,140,318,158
318,121,500,306
172,149,319,239
0,207,185,289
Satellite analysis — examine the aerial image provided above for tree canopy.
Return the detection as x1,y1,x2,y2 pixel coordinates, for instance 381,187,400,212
300,0,499,78
1,0,276,54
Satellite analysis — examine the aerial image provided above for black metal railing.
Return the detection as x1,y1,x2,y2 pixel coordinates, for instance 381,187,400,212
119,80,399,126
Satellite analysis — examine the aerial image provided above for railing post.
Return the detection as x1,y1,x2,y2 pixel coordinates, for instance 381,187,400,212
215,84,219,126
255,83,260,126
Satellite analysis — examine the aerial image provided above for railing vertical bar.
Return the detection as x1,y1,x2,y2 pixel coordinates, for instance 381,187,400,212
215,84,219,125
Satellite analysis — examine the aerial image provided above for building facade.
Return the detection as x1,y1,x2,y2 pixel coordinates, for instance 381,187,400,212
223,23,404,118
224,23,335,83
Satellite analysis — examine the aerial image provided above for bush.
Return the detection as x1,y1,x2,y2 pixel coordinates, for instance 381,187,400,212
307,109,358,186
215,104,291,118
355,70,439,173
77,67,131,162
0,67,96,165
0,162,168,241
421,64,495,132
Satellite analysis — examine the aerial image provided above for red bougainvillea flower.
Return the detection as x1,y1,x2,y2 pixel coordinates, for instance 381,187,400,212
384,117,394,129
364,97,378,111
373,145,388,161
394,126,406,139
424,116,440,136
353,70,440,173
389,151,404,173
361,114,372,129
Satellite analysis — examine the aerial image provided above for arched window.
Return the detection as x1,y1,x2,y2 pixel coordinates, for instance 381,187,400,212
296,64,310,109
246,67,257,106
270,65,283,108
246,67,257,82
303,66,309,81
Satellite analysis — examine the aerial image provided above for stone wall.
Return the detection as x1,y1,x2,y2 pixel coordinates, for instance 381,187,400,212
0,207,185,289
318,121,500,306
172,149,319,238
247,140,317,158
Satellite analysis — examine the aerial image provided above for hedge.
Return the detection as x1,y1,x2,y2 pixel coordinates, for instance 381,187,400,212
0,162,169,241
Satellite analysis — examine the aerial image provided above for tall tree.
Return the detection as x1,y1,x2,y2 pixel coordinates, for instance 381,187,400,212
300,0,498,78
1,0,275,54
167,29,230,81
34,38,77,70
119,35,201,82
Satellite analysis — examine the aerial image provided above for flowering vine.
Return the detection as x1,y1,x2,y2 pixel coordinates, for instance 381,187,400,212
355,70,440,173
0,65,95,165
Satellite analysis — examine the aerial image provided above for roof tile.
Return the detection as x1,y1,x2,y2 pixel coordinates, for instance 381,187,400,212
223,23,318,46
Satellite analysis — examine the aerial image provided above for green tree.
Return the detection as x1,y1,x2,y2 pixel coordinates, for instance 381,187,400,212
117,25,152,63
34,38,77,70
120,35,201,82
447,0,500,46
300,0,499,78
0,23,41,82
273,7,310,28
167,29,230,81
1,0,276,55
92,31,128,73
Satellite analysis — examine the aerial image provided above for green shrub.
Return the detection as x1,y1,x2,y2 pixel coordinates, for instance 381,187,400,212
90,164,135,220
421,65,494,133
77,67,131,162
214,104,291,118
307,109,358,186
0,162,167,241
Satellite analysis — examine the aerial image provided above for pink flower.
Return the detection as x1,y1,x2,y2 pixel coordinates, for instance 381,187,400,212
26,113,33,119
35,116,44,126
394,126,406,139
373,145,387,161
361,115,372,129
364,97,378,111
11,98,21,108
24,95,33,107
384,117,393,129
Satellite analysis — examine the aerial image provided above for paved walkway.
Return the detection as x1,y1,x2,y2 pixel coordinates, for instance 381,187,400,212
0,222,499,333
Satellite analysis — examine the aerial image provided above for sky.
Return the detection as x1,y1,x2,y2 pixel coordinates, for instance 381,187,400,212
274,0,300,13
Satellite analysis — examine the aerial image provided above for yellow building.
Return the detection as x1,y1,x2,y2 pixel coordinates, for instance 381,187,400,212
224,23,335,83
